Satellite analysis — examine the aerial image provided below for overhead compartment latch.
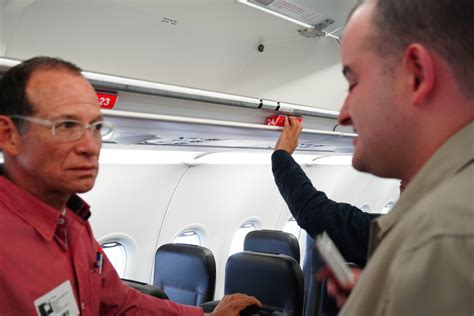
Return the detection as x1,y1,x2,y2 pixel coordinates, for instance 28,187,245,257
259,99,279,112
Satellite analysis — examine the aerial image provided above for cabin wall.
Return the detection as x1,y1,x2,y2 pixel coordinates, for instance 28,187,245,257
157,164,289,298
303,164,400,212
83,151,399,299
81,163,190,283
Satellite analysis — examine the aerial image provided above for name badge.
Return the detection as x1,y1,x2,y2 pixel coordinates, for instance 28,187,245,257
34,280,79,316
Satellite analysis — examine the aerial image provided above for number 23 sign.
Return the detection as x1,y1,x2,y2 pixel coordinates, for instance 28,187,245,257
96,91,118,109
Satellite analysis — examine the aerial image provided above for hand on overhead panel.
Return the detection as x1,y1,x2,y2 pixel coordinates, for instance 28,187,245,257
274,116,303,155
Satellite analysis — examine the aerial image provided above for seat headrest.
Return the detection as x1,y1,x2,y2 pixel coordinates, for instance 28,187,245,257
225,251,304,316
244,229,300,263
154,243,216,306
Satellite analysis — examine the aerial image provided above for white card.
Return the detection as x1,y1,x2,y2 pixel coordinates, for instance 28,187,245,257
34,280,80,316
315,231,354,286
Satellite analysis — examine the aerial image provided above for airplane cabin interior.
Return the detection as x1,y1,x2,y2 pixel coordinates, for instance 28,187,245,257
0,0,402,314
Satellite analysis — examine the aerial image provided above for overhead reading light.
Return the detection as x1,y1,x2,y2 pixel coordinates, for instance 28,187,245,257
237,0,315,28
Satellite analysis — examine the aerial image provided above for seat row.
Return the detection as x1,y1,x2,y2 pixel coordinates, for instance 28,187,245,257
124,230,338,315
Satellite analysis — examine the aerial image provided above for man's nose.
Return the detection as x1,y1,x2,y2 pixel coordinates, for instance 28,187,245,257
75,128,102,155
338,99,352,126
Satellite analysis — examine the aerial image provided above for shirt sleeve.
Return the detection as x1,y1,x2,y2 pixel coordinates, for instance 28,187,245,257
98,247,204,316
271,150,379,266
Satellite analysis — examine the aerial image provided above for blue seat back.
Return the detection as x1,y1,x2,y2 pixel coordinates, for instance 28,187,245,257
244,229,300,263
225,251,304,316
153,243,216,306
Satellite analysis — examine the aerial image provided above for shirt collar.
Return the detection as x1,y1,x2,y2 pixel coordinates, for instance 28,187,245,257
0,176,91,241
67,193,91,221
371,122,474,250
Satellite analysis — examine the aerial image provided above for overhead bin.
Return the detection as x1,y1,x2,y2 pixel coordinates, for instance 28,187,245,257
85,70,340,120
103,109,354,153
0,57,355,153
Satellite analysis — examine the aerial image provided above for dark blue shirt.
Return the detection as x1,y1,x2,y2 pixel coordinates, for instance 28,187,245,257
272,150,379,267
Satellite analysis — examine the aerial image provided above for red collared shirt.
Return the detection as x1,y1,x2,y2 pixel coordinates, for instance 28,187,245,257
0,176,203,316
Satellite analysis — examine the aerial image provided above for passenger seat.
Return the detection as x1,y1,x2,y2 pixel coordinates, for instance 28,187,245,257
244,229,300,263
216,251,304,315
153,243,216,306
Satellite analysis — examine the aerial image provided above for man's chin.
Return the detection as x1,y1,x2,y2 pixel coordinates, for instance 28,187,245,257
68,179,96,194
351,154,370,174
352,154,390,179
75,186,94,194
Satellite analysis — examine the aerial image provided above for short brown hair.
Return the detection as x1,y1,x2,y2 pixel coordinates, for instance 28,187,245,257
367,0,474,99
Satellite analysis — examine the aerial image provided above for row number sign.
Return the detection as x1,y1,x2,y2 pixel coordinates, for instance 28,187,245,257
96,91,118,109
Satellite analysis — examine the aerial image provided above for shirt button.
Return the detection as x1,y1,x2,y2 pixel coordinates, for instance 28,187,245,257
81,302,86,310
58,218,65,225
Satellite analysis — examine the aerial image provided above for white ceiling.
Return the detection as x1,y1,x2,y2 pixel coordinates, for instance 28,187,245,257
1,0,356,111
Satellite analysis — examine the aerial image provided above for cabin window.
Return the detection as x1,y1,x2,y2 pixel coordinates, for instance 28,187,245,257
229,222,257,256
382,201,395,214
360,204,371,213
283,217,302,240
101,241,127,278
173,230,202,246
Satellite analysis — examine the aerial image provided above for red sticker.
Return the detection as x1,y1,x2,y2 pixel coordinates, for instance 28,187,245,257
265,115,302,126
96,91,118,109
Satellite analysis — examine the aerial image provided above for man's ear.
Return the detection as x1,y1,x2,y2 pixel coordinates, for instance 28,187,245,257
0,116,21,156
403,44,435,106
